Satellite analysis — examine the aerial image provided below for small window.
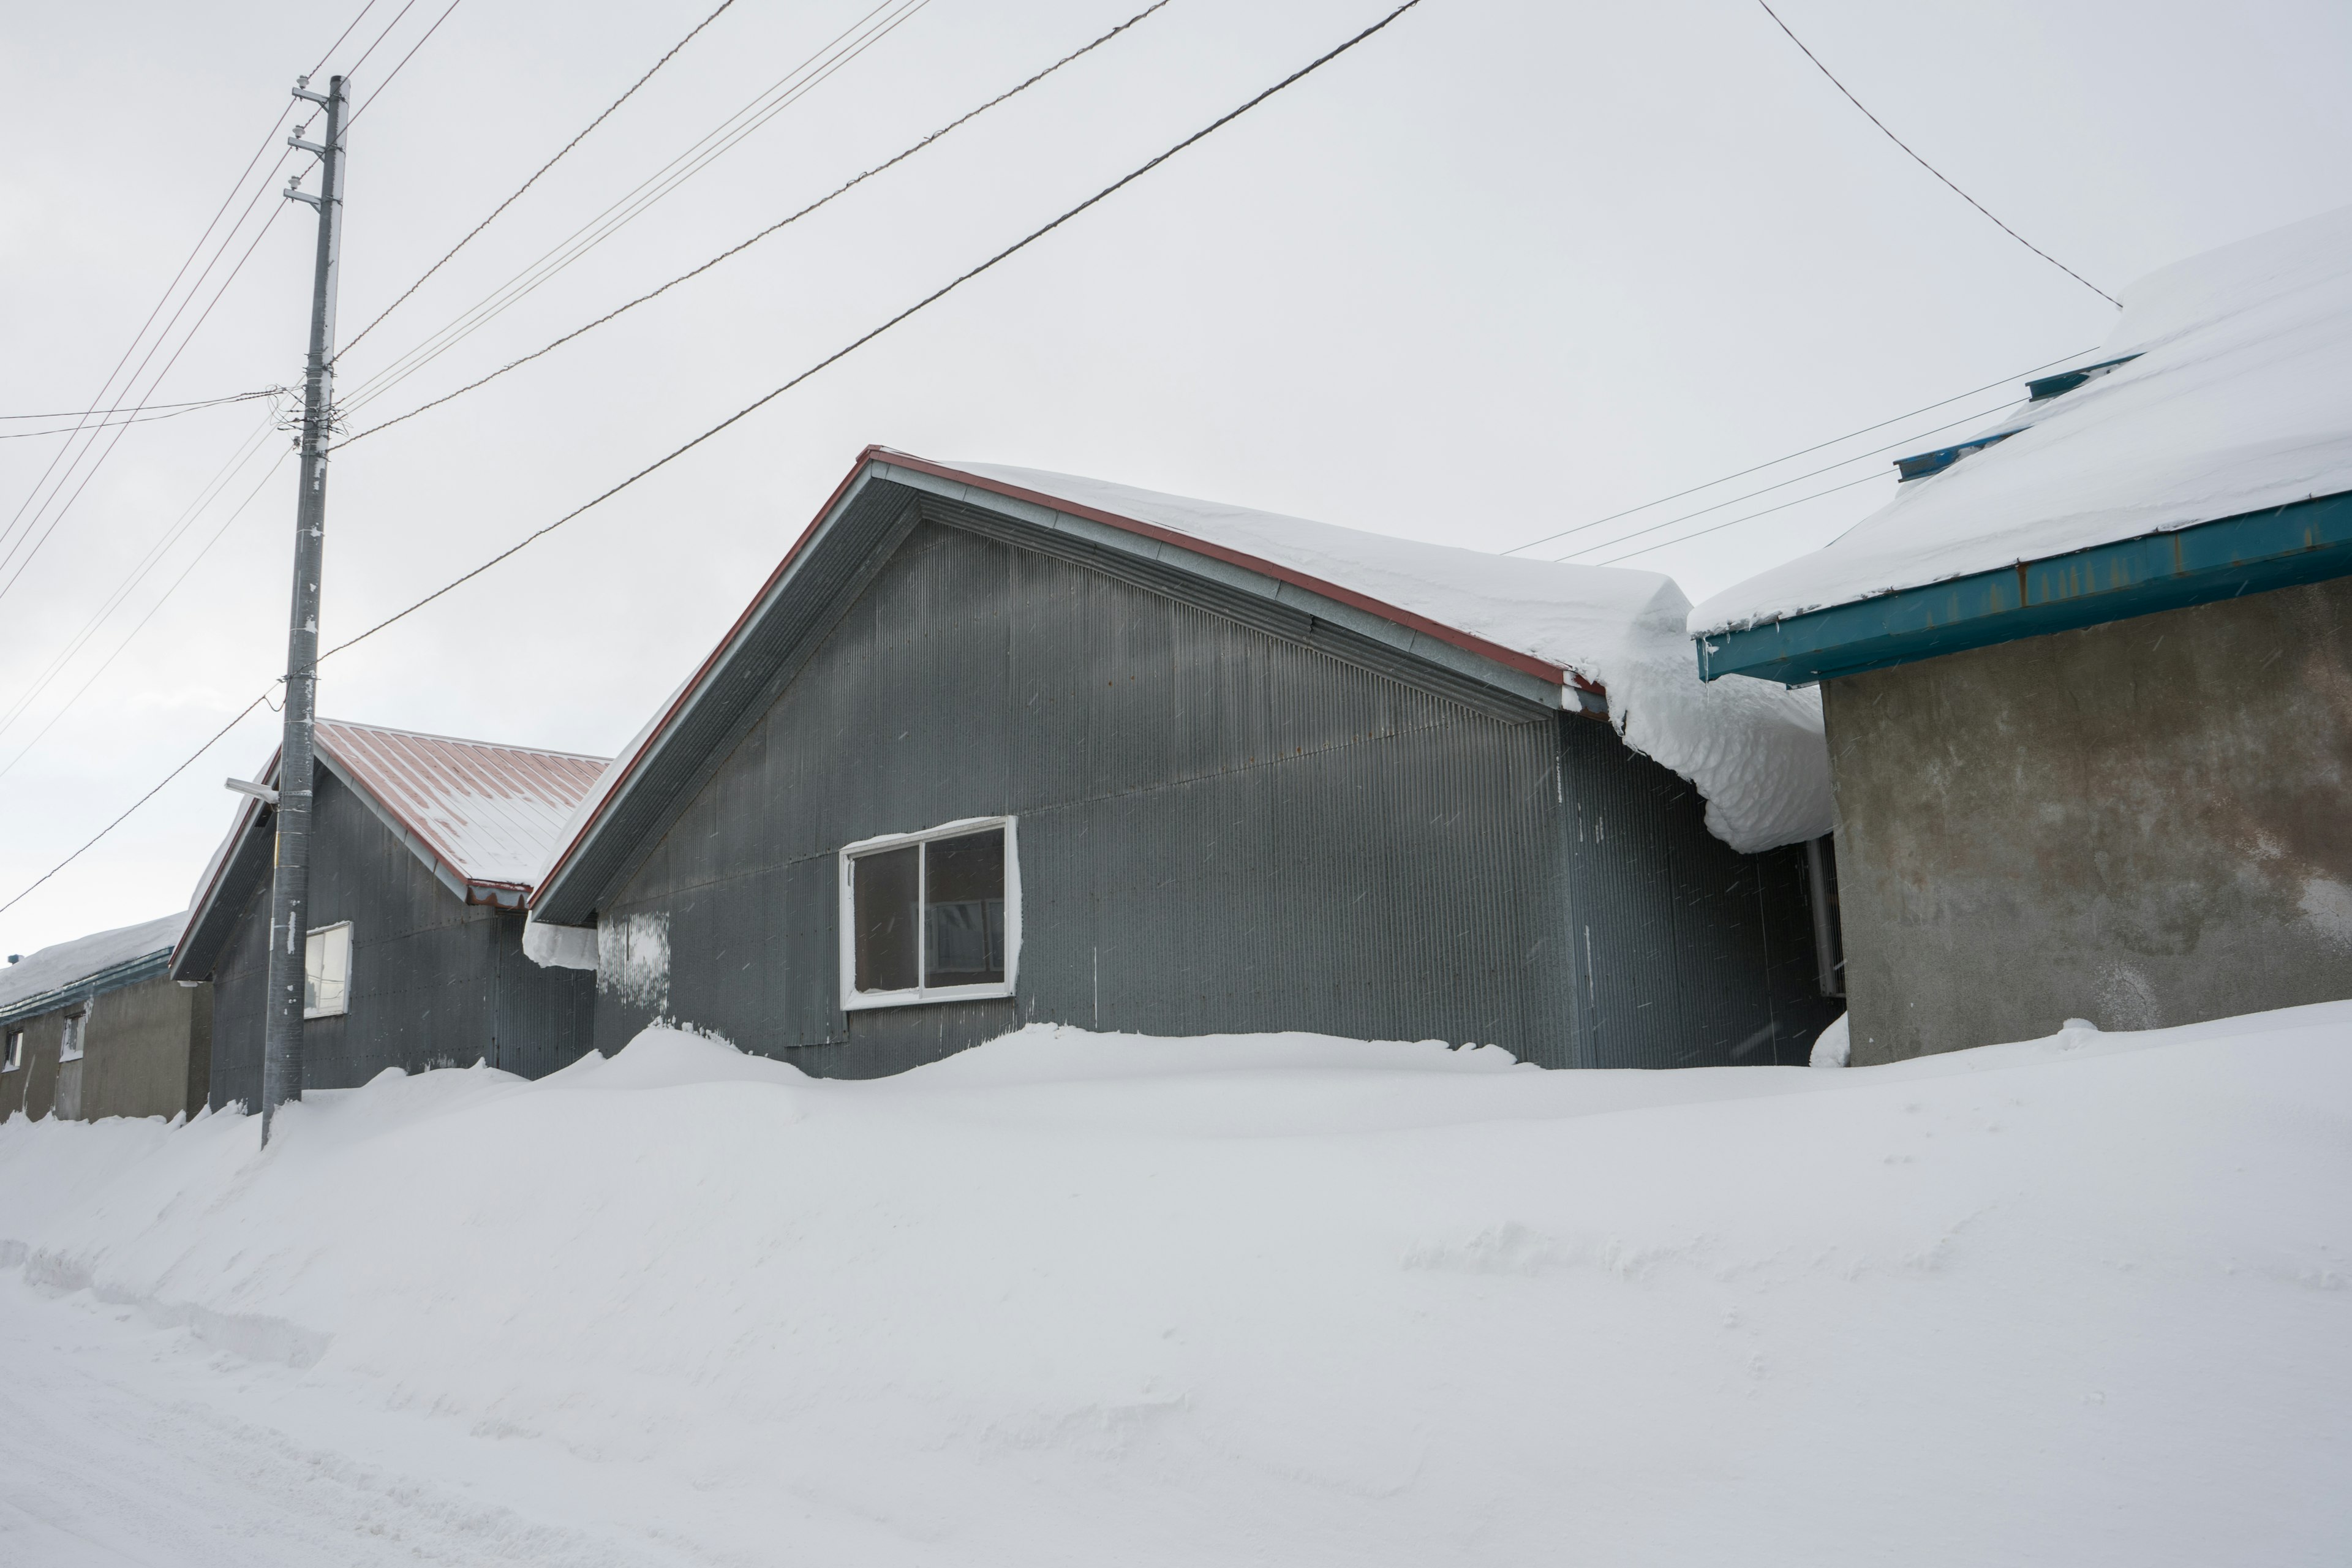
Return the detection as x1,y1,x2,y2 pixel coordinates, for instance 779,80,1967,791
57,1011,86,1063
2,1030,21,1072
305,922,352,1019
840,820,1017,1009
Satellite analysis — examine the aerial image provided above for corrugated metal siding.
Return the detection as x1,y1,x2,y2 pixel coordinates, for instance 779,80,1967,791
595,520,1580,1071
315,720,606,892
1560,716,1838,1067
209,767,597,1110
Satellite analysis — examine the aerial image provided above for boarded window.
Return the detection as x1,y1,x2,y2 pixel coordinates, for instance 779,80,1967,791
843,821,1016,1006
306,922,352,1019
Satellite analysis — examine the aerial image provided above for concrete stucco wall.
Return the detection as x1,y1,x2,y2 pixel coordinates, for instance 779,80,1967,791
1823,573,2352,1063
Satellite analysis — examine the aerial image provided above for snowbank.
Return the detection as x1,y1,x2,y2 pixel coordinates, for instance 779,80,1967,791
1692,203,2352,636
2,1008,2347,1564
954,463,1834,850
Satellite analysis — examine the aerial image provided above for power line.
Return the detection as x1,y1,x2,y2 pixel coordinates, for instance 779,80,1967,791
337,0,742,361
0,448,292,788
0,694,270,922
0,393,272,442
1501,347,2095,556
0,391,271,421
340,0,422,81
1754,0,2119,307
339,0,1178,449
345,0,467,126
334,0,933,419
325,0,1433,663
1591,470,1885,567
1553,398,2016,562
0,0,1434,922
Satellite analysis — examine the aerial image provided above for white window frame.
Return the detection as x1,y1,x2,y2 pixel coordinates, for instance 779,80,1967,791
304,921,353,1020
56,1009,87,1063
838,816,1019,1012
2,1029,21,1072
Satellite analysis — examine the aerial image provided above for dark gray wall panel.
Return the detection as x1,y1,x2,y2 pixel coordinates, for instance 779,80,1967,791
209,769,595,1109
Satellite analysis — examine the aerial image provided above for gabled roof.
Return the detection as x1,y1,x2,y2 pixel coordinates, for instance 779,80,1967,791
171,720,608,981
1691,203,2352,681
0,910,186,1028
530,450,1835,925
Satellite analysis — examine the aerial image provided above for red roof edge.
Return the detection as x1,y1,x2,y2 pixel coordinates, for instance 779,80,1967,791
533,446,1593,907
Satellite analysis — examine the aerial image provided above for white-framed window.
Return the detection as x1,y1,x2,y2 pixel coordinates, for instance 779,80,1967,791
2,1030,21,1072
305,921,352,1019
839,818,1019,1011
57,1010,88,1063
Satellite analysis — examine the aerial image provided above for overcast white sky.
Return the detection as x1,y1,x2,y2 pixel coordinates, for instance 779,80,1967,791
0,0,2345,958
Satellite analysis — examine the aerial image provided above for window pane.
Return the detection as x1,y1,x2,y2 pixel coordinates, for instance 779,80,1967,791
924,829,1005,987
853,846,921,993
306,926,350,1016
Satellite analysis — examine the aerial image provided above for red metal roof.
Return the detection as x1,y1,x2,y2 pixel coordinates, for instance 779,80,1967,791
313,720,607,897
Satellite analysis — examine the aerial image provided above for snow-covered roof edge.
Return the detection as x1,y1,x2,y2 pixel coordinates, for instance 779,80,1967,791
1,909,189,1022
1691,204,2352,639
533,449,1833,905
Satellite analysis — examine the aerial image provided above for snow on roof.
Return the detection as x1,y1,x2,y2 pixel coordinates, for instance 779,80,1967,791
0,910,186,1017
315,720,609,893
186,722,609,933
944,463,1833,852
1691,203,2352,638
539,455,1832,879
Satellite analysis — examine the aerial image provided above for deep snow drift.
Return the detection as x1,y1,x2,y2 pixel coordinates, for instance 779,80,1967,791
2,1010,2348,1564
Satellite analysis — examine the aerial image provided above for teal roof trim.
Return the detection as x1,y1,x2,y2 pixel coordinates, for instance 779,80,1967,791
1696,488,2352,685
0,949,173,1030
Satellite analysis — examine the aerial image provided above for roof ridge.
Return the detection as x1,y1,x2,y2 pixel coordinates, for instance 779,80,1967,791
315,715,612,763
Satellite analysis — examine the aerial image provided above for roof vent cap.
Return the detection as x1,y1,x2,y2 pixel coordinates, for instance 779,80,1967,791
2025,353,2142,402
1893,428,2026,483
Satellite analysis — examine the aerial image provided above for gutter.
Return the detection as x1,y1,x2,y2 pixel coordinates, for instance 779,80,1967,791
0,949,174,1030
1695,488,2352,685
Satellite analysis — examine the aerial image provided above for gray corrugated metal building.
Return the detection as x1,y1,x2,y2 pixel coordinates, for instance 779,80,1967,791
168,720,609,1109
529,449,1841,1073
0,911,207,1123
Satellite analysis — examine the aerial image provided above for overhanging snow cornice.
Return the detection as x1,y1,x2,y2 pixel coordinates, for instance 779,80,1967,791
1696,489,2352,686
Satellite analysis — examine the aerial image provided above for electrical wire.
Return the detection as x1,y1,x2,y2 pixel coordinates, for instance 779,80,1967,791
1552,398,2017,562
0,0,1433,921
0,394,271,442
0,391,271,421
345,0,467,126
0,409,286,745
337,0,1178,449
337,0,742,361
0,448,293,788
334,0,932,419
1501,347,2095,556
1590,470,1885,567
1755,0,2118,307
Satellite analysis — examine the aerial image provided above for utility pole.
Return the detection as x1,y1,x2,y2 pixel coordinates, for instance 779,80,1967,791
261,74,347,1146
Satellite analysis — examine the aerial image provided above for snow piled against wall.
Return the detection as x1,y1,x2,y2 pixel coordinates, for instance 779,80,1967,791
2,1006,2348,1563
1692,202,2352,636
952,463,1833,850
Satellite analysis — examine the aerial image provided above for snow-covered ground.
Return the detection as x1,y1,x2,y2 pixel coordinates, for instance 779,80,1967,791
1,1009,2347,1565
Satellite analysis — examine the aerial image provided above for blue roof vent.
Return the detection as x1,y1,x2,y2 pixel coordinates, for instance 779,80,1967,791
2025,353,2142,402
1894,428,2025,483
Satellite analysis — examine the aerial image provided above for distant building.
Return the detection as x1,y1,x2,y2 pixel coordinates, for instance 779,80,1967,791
1691,206,2352,1062
169,720,609,1109
526,449,1844,1074
0,911,205,1124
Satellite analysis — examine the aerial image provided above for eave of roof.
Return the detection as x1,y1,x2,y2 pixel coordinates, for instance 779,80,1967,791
0,949,173,1029
532,447,1612,921
1696,487,2352,685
